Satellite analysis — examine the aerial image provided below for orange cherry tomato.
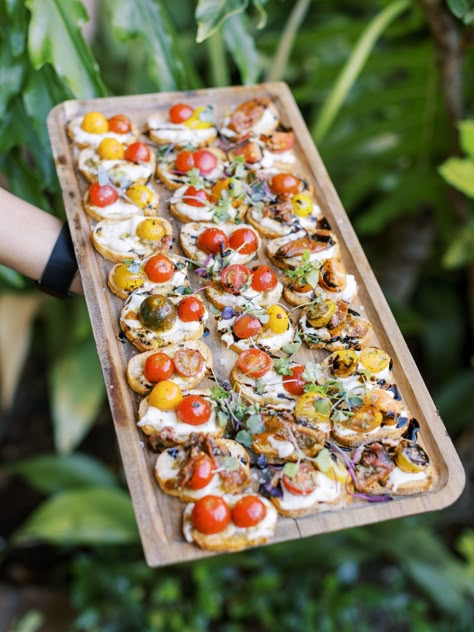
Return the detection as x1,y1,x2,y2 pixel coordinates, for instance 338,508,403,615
124,142,150,163
270,173,301,195
193,150,217,175
234,141,263,164
233,314,262,339
196,227,229,255
173,349,204,377
144,254,175,283
177,296,205,322
182,186,211,208
188,456,215,490
221,264,251,294
251,266,278,292
143,352,175,383
232,495,267,527
175,150,195,172
282,463,318,496
237,349,272,378
282,365,306,396
176,395,212,425
88,182,118,207
191,495,231,534
229,228,258,255
169,103,193,124
108,114,132,134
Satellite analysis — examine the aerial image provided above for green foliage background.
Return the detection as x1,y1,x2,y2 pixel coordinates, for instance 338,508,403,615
1,0,473,629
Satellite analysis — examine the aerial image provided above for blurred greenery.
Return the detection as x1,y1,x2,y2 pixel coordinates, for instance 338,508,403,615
0,0,473,629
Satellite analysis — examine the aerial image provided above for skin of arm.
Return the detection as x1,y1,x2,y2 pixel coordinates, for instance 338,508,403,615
0,187,83,295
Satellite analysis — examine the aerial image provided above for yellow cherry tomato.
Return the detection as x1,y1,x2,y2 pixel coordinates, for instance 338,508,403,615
265,304,289,334
291,193,313,218
395,440,429,473
126,184,153,209
306,299,336,328
97,138,124,160
326,349,358,378
136,218,166,241
315,448,350,484
184,106,214,129
148,380,183,410
81,111,108,134
295,392,331,423
359,347,391,374
111,263,144,293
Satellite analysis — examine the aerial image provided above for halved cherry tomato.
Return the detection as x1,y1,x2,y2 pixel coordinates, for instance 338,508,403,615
193,150,217,175
196,228,229,255
251,266,278,292
175,150,195,172
191,495,231,534
221,264,251,294
143,352,175,383
232,495,267,527
263,131,294,153
234,141,263,164
144,254,175,283
188,455,214,490
177,296,205,322
148,380,183,410
270,173,301,195
282,365,306,396
282,463,317,496
81,111,108,134
89,182,118,208
237,349,272,378
229,228,258,254
176,395,212,425
97,138,124,160
233,314,262,339
169,103,193,124
182,186,211,208
124,142,150,163
108,114,131,134
174,349,204,377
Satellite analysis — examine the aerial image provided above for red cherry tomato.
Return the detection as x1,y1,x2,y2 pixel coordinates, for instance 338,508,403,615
282,365,306,396
182,186,211,208
191,495,231,534
221,264,251,294
88,182,118,208
169,103,193,124
234,141,263,164
251,266,278,292
282,463,317,496
237,349,272,378
196,228,229,255
173,349,204,377
124,142,150,163
188,455,215,490
175,150,195,172
108,114,132,134
143,352,175,383
233,314,262,339
229,228,259,255
177,296,205,322
232,495,267,527
176,395,212,425
270,173,301,195
144,254,175,283
193,150,218,175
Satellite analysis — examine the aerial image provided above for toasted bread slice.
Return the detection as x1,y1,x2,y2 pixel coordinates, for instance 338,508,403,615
220,98,281,140
245,199,322,239
300,311,373,352
77,148,156,186
205,279,283,311
147,110,217,147
66,115,139,149
266,229,340,270
169,185,247,224
216,309,295,354
156,147,226,190
83,185,159,222
229,365,298,410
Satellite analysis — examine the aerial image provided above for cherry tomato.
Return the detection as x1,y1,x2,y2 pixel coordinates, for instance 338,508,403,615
97,138,124,160
282,365,306,396
110,263,144,293
81,111,108,134
173,349,204,377
175,150,195,172
229,228,258,255
263,131,294,153
148,380,183,410
251,266,278,292
108,114,131,134
143,352,175,383
188,456,215,490
221,264,251,294
270,173,302,195
124,142,150,163
144,254,175,283
193,150,217,175
234,141,263,164
282,463,317,496
237,349,272,378
196,228,229,255
169,103,194,124
182,186,211,208
176,395,212,425
233,314,262,339
191,495,231,534
89,182,118,208
136,218,165,241
232,495,267,527
177,296,205,322
126,184,153,209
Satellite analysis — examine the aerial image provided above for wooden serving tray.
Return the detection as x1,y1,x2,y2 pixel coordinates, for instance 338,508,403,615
47,83,465,567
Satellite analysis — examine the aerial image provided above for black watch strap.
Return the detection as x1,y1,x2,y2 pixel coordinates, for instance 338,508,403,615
36,222,78,299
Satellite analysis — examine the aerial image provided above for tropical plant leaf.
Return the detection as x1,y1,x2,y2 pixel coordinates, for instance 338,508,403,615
447,0,474,24
25,0,106,98
439,157,474,198
0,42,25,117
443,225,474,268
435,369,474,432
195,0,247,43
458,119,474,157
13,487,139,545
223,13,261,85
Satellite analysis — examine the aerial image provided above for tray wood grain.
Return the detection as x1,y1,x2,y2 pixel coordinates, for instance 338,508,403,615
47,82,465,567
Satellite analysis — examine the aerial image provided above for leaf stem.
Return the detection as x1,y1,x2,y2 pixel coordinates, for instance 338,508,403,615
206,30,230,87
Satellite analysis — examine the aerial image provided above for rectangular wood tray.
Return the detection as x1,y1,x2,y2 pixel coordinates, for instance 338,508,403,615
47,82,465,567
